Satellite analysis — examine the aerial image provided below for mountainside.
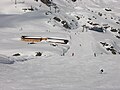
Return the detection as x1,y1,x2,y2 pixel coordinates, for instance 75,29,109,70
0,0,120,90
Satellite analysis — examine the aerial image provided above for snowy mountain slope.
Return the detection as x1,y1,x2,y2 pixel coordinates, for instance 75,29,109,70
1,55,120,90
0,0,120,90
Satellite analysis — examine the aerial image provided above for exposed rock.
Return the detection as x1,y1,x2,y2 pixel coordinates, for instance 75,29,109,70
36,52,42,56
72,0,77,2
105,8,112,11
13,53,21,56
53,17,61,22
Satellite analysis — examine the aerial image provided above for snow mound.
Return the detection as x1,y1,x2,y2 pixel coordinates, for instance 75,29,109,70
0,54,14,64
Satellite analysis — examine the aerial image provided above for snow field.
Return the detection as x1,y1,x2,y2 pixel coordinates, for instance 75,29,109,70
0,0,120,90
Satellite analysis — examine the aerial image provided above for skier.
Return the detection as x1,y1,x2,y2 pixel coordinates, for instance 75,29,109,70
79,44,81,46
94,53,96,57
72,53,74,56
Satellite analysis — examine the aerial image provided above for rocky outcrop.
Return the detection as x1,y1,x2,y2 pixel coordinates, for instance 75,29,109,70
40,0,52,6
72,0,77,2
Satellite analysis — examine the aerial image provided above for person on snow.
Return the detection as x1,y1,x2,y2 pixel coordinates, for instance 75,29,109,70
94,53,96,57
72,53,74,56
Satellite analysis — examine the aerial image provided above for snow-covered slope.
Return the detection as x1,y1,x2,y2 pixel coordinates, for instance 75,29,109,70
0,0,120,89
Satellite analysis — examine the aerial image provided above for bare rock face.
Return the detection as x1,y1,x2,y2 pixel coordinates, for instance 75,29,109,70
40,0,51,6
72,0,77,2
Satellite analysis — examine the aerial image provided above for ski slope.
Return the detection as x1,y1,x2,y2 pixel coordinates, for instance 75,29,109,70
0,0,120,90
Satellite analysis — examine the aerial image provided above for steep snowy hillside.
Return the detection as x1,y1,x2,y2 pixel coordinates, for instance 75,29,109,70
0,0,120,90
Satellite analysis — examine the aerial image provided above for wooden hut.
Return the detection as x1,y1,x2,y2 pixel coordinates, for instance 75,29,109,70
21,36,47,42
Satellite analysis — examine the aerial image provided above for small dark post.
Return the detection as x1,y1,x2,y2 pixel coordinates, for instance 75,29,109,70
54,6,57,13
15,0,17,4
82,25,85,32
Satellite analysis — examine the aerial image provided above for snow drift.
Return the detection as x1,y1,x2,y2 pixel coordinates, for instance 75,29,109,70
0,54,14,64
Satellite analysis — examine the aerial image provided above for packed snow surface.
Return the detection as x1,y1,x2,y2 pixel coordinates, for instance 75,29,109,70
0,0,120,90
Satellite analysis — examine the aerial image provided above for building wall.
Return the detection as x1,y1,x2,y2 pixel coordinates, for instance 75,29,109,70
21,38,47,42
